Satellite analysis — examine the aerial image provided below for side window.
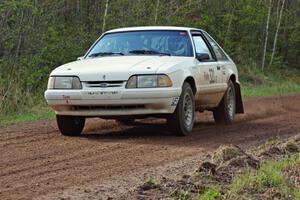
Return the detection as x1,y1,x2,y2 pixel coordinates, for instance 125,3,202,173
203,33,228,61
192,35,213,60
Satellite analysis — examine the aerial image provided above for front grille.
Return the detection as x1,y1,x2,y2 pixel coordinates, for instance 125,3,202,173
84,81,124,88
74,105,145,110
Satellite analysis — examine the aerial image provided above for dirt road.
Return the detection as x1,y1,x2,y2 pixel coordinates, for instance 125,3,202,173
1,94,300,200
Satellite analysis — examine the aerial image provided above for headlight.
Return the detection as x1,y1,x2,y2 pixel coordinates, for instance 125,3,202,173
47,76,82,89
126,74,172,88
138,75,158,88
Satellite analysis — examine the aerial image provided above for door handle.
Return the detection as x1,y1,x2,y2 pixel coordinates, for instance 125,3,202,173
217,66,221,70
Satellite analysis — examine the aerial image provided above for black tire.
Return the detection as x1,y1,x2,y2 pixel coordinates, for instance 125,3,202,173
213,80,236,124
167,82,195,136
56,115,85,136
116,118,135,125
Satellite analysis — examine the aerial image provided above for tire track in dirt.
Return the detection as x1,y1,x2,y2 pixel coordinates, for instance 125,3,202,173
0,94,300,200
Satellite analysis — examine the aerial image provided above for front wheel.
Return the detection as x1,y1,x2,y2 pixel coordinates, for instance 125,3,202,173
56,115,85,136
213,80,236,124
167,82,195,136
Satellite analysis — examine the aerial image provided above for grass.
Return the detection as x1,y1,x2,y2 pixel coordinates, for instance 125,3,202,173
0,107,54,127
198,186,221,200
143,177,157,187
240,66,300,98
227,153,300,199
171,189,190,200
242,81,300,98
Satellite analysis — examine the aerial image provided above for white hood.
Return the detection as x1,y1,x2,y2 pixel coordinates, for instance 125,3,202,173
51,56,177,81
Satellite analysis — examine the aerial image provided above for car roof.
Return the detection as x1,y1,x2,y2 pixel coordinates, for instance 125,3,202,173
105,26,202,33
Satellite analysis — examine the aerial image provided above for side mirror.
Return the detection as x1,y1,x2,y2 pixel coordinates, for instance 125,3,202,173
196,53,210,62
77,56,84,61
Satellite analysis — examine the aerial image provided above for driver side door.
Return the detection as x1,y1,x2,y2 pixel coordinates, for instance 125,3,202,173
191,33,223,108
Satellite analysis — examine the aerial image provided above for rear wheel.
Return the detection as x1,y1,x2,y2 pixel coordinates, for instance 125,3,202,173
213,80,236,124
168,82,195,136
56,115,85,136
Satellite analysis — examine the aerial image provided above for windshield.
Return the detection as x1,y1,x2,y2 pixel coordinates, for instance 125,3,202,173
86,31,193,58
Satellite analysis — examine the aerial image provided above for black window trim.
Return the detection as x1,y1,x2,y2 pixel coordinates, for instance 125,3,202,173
201,31,229,61
190,30,217,62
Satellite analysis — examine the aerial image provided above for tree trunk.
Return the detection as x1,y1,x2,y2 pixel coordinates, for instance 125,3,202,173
15,10,24,59
262,0,272,70
269,0,285,67
77,0,80,13
196,0,202,10
102,0,109,33
275,0,281,24
154,0,160,25
224,4,235,48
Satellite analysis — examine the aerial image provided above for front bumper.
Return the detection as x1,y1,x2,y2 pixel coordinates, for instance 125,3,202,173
44,88,181,116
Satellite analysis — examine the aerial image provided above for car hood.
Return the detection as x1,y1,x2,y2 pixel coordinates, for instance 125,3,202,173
50,56,182,81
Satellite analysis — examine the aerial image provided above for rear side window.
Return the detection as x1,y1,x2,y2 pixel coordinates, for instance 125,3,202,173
192,35,213,60
203,32,228,61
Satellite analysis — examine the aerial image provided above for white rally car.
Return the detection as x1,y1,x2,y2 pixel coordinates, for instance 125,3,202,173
45,26,244,136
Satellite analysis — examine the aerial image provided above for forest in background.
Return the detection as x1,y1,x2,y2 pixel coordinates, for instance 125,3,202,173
0,0,300,115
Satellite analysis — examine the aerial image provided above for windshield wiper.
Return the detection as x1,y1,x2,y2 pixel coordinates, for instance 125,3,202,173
88,52,124,58
129,50,171,56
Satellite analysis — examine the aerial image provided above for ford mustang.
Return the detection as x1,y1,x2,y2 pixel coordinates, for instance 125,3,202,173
45,26,244,136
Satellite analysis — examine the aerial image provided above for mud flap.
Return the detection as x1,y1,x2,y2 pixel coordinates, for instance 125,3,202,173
235,83,244,113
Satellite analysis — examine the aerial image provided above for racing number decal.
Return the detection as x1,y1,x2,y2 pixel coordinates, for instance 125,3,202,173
204,72,209,81
204,69,217,83
63,95,70,104
208,68,217,84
